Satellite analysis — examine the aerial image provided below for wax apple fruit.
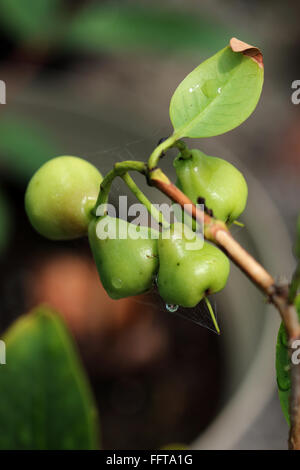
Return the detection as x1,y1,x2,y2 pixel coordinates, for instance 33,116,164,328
88,216,159,299
25,156,103,240
157,223,230,307
174,149,248,223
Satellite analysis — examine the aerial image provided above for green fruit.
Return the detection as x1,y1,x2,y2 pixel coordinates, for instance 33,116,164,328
157,223,230,308
88,216,159,299
25,156,103,240
174,149,248,223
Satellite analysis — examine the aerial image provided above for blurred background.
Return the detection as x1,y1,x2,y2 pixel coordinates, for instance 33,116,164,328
0,0,299,450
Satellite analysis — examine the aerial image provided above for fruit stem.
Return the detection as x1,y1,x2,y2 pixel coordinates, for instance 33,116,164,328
121,172,169,228
148,134,192,169
174,140,192,159
114,160,147,174
92,160,147,215
204,297,220,335
92,160,168,228
148,134,178,170
93,168,115,213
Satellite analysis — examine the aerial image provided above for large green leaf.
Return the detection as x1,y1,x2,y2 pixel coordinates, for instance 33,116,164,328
169,39,264,138
0,116,58,181
276,295,300,425
0,306,100,449
64,3,234,56
0,0,63,40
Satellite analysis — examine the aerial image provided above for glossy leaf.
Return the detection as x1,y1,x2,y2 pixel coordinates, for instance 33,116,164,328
169,39,264,138
0,306,100,449
0,116,58,181
0,0,63,40
65,4,234,56
276,295,300,425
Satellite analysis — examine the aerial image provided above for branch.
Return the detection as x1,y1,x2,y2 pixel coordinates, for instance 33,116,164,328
149,168,300,449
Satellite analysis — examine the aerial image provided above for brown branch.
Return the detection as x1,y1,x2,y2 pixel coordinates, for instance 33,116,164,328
150,171,300,449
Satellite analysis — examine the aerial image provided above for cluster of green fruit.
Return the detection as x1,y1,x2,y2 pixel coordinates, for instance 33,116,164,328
25,151,248,309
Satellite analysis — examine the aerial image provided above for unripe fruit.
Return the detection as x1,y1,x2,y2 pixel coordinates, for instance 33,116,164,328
25,156,103,240
157,223,230,308
174,149,248,224
88,216,159,299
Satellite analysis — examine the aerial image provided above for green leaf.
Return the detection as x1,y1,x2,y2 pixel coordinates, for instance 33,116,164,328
276,295,300,425
0,306,100,449
0,189,11,257
169,39,264,138
64,4,234,56
0,0,63,41
0,116,58,181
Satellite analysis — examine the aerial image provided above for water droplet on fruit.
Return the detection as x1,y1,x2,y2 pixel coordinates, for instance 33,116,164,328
166,304,179,313
112,278,123,289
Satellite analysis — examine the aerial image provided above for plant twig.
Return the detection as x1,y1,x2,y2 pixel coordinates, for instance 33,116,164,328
148,167,300,449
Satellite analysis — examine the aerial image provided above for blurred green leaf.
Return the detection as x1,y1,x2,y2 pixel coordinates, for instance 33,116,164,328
170,44,264,138
0,0,63,41
0,306,100,449
276,295,300,426
64,4,234,56
0,116,58,181
0,189,11,256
